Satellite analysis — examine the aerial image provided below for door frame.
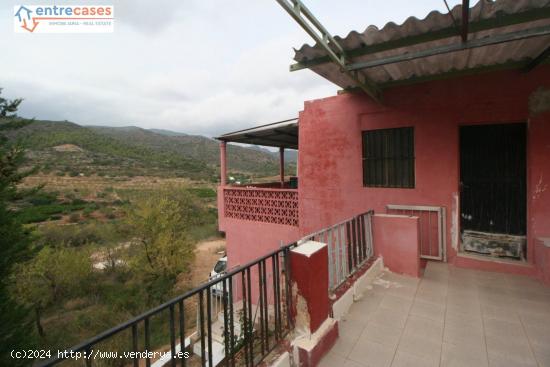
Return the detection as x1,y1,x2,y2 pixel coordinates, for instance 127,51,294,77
457,121,528,259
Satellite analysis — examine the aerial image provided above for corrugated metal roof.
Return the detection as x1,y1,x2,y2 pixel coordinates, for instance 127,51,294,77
217,118,298,149
293,0,550,89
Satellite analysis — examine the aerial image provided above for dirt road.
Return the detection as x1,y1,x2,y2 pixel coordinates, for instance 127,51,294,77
188,238,226,287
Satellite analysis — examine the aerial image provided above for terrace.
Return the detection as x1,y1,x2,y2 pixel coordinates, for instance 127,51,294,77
321,262,550,367
40,210,377,367
216,119,299,227
36,0,550,366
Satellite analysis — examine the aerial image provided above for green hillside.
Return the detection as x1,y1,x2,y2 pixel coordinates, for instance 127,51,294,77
89,125,291,175
2,119,294,180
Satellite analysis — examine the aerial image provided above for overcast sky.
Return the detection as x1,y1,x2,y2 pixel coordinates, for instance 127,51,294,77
1,0,462,136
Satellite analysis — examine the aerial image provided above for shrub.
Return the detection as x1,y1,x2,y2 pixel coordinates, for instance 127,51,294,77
68,213,80,223
28,192,58,206
100,207,116,219
37,222,110,247
187,187,216,198
82,205,97,218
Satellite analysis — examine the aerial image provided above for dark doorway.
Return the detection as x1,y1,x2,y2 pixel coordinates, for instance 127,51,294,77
459,123,527,258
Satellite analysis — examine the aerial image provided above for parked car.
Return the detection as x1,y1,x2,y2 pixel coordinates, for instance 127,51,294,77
209,256,227,296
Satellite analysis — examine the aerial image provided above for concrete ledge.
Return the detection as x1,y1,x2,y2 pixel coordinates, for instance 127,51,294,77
535,237,550,286
354,257,385,296
292,318,338,367
292,240,326,257
538,237,550,248
454,252,537,277
269,351,291,367
332,257,384,320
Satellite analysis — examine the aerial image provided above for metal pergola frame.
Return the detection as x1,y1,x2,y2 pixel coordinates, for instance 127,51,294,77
216,118,299,149
276,0,550,100
275,0,382,102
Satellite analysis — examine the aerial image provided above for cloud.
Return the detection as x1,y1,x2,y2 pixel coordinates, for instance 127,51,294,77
115,0,192,33
1,0,460,137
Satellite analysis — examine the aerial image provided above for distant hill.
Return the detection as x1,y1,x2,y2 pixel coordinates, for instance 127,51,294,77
2,119,294,181
88,125,293,175
247,145,297,163
148,128,188,137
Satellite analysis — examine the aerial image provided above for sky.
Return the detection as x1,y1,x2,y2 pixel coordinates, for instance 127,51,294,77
0,0,463,137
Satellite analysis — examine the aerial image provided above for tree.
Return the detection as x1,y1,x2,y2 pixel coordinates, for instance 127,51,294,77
0,89,21,118
0,88,37,364
125,188,199,302
11,246,94,336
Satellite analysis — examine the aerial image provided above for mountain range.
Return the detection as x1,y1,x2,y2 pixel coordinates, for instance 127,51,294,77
3,119,297,181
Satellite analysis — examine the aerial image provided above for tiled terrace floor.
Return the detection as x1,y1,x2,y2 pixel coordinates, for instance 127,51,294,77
321,262,550,367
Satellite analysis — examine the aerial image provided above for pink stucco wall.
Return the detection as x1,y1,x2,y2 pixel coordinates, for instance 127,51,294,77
222,217,300,270
373,214,421,277
218,66,549,282
297,66,550,279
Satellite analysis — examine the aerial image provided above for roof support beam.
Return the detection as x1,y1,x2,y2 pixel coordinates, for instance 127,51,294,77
347,25,550,72
461,0,470,43
243,134,297,147
523,45,550,73
273,128,298,138
291,7,550,71
275,0,382,102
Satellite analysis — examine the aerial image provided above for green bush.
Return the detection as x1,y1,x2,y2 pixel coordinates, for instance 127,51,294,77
37,222,114,247
82,205,97,218
28,192,58,206
68,213,80,223
100,207,116,219
16,204,66,223
187,187,216,198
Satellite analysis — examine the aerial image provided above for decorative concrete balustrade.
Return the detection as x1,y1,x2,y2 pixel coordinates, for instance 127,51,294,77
223,187,299,227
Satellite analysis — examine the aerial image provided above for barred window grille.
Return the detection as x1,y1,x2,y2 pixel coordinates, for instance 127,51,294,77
362,127,415,188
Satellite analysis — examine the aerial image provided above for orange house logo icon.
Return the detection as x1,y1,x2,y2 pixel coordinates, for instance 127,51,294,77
14,5,114,33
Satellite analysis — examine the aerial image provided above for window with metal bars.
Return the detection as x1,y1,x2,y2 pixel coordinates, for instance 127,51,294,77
362,127,415,188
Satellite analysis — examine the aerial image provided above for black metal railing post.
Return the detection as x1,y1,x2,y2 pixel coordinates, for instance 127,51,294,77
169,304,176,367
222,280,230,367
145,317,151,367
179,300,186,367
199,290,206,367
38,243,299,367
132,323,139,367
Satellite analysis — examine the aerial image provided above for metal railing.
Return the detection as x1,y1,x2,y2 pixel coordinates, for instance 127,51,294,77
299,211,374,291
386,204,446,261
39,245,296,367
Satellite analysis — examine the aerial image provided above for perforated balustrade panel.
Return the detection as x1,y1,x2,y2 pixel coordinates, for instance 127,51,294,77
224,188,299,226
